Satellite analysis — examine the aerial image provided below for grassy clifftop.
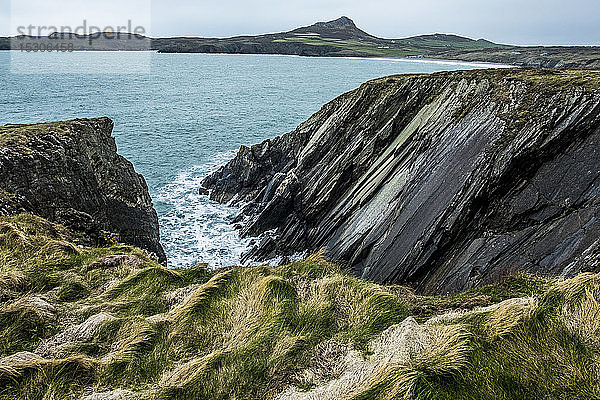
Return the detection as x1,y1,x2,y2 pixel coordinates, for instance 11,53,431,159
1,214,599,399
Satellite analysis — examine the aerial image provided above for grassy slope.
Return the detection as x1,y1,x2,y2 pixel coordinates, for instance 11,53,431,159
257,30,600,67
271,34,506,59
0,214,598,399
0,122,72,149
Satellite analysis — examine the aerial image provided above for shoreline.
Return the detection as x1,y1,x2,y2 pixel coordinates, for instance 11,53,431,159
0,49,516,69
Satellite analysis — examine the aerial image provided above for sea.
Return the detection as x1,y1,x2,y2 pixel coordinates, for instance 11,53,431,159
0,51,496,268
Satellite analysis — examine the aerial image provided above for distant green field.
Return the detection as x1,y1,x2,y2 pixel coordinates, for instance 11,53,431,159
272,37,420,57
271,35,505,58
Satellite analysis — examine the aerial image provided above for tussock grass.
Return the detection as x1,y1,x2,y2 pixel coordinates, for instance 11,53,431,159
483,297,536,340
0,355,98,399
170,268,237,323
415,273,600,400
0,296,56,355
106,267,183,299
0,214,599,399
153,256,413,400
353,325,471,400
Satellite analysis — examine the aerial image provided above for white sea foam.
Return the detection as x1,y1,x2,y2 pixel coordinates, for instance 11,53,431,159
155,153,253,269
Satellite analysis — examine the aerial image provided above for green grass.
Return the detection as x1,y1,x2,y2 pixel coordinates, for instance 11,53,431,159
270,33,508,59
487,68,600,93
0,214,598,399
0,121,71,149
409,274,600,400
271,37,420,58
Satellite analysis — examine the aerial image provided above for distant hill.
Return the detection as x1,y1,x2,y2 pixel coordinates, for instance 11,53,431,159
2,16,600,68
290,16,376,40
151,16,512,60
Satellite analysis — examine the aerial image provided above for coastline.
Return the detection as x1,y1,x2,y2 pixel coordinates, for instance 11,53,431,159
0,49,517,69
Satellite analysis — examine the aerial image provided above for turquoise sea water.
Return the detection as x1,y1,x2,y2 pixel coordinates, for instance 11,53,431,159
0,51,491,267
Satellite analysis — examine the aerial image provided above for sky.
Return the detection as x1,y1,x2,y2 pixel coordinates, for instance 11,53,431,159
2,0,599,45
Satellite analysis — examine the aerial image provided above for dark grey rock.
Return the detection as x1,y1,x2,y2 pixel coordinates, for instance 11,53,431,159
204,69,600,294
0,118,166,263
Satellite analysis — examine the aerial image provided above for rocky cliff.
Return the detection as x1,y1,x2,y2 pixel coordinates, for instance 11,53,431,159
0,118,166,263
204,69,600,294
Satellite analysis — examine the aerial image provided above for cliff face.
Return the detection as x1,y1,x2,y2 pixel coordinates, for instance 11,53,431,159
204,69,600,294
0,118,166,263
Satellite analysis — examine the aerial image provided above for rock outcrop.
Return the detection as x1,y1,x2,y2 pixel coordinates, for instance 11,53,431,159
204,69,600,294
0,118,165,263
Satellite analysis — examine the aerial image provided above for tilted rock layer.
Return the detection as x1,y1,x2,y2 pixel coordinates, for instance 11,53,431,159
204,69,600,293
0,117,165,262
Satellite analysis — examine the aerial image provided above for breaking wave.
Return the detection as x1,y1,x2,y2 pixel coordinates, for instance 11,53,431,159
155,153,252,269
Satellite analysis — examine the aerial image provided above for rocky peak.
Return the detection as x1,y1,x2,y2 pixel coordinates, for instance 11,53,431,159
290,16,373,40
313,16,357,29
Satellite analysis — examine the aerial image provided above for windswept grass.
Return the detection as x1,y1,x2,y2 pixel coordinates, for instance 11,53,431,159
353,325,472,400
400,274,600,400
0,214,598,399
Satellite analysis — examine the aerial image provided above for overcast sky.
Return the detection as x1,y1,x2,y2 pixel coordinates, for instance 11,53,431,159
2,0,599,45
